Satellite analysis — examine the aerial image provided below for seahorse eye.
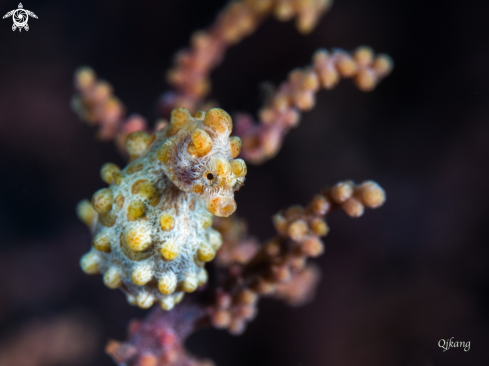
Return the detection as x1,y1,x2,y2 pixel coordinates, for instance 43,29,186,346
206,173,214,180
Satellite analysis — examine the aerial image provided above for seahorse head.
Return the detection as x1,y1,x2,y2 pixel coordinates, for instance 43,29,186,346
158,108,247,217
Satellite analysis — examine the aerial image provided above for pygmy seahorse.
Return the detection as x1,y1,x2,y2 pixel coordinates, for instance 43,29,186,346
77,108,247,310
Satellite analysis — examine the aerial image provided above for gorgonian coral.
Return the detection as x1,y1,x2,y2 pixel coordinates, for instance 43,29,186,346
72,0,393,365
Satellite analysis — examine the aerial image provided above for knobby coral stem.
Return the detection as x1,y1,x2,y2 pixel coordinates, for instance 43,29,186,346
72,67,155,154
236,47,394,164
208,180,386,334
213,216,260,267
107,181,385,365
106,299,212,366
160,0,333,114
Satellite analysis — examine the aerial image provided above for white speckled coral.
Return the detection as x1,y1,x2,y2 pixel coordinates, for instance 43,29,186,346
78,108,247,310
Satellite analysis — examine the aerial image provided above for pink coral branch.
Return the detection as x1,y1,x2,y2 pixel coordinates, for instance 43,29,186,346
106,301,212,366
208,180,386,334
72,67,152,154
107,181,385,365
236,47,394,164
213,216,260,267
160,0,333,115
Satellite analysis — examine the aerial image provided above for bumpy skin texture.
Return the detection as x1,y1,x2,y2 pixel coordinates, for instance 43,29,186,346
79,108,247,310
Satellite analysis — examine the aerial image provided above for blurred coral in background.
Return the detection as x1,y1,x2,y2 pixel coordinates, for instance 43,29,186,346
0,0,488,365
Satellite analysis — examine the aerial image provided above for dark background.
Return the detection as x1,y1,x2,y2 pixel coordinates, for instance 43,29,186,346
0,0,488,365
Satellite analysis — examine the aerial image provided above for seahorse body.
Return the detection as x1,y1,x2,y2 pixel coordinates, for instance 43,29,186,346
78,108,247,310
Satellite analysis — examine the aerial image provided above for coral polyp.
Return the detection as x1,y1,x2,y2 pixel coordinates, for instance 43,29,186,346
78,107,247,310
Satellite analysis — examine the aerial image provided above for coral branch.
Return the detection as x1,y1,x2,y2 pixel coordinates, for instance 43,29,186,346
212,216,260,267
106,301,213,366
208,180,386,334
160,0,333,114
72,67,150,153
107,180,385,364
274,263,321,306
236,47,393,163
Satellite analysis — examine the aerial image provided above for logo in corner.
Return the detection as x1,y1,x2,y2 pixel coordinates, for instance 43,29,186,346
3,3,38,32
